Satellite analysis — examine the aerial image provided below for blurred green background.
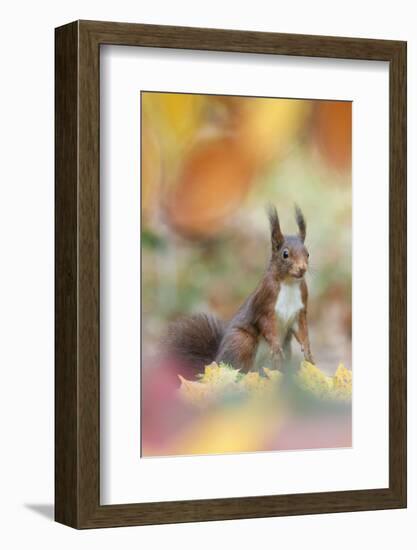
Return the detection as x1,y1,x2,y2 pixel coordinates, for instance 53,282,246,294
141,92,352,375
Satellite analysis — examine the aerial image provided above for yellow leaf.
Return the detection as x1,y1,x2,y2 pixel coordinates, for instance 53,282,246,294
177,375,210,408
178,360,351,408
200,362,239,387
263,367,283,383
240,371,266,392
296,361,333,399
296,361,352,401
332,363,352,400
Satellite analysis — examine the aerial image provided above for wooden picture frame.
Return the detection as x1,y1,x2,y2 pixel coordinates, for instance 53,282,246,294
55,20,407,529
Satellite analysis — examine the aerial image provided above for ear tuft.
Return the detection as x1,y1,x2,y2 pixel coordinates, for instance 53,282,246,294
267,204,284,248
294,204,306,242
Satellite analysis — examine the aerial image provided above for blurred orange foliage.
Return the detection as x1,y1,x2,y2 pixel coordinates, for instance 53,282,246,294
166,137,253,237
314,101,352,170
142,92,327,238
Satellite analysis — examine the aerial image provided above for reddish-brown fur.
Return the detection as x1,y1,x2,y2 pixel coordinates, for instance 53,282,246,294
167,205,314,372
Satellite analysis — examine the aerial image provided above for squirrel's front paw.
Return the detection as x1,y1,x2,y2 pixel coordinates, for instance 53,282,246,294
271,346,284,369
271,346,284,358
304,350,315,364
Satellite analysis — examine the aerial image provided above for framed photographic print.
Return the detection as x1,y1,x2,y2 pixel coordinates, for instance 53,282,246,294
55,20,407,528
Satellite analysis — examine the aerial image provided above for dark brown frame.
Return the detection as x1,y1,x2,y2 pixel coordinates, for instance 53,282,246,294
55,20,407,529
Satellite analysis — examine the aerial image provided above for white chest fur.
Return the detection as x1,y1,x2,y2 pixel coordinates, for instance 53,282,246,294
275,281,303,328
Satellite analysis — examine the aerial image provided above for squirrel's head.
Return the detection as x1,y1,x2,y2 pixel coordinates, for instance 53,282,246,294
267,204,309,281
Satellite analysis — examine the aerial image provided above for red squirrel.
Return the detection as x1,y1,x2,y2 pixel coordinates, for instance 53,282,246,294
167,205,314,373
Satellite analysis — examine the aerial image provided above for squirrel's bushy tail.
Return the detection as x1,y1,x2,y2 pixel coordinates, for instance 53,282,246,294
166,313,226,371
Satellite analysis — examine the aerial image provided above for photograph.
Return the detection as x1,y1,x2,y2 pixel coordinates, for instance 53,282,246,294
0,0,409,540
140,91,352,458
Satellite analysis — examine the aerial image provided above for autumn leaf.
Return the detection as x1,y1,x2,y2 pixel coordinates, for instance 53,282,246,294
332,363,352,400
178,360,351,408
296,361,352,401
199,361,240,386
177,375,212,408
178,362,283,407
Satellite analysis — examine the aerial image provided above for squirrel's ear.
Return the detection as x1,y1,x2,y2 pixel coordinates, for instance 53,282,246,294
295,204,306,242
267,205,284,249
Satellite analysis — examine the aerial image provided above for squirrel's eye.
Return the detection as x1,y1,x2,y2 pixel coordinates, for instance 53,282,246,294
282,249,289,259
